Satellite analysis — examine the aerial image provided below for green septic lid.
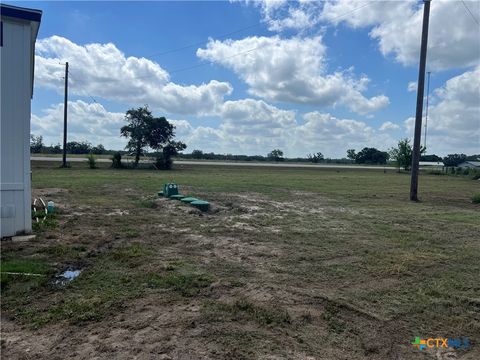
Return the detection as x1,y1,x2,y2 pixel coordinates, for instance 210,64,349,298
169,194,185,200
191,200,210,212
181,197,198,203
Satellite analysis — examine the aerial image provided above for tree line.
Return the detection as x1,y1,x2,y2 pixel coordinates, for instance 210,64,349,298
30,136,112,155
31,115,478,170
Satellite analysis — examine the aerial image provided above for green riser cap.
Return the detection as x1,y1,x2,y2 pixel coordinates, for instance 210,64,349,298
191,200,210,212
181,197,198,203
169,194,185,200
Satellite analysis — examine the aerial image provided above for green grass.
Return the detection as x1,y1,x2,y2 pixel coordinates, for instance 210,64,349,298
0,259,51,297
203,299,291,326
32,213,58,232
2,161,479,358
5,246,212,328
146,271,213,296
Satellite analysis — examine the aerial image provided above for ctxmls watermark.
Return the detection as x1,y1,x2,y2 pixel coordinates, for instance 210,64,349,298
411,337,471,351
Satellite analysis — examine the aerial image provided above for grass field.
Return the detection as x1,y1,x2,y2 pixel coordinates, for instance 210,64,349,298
1,161,479,359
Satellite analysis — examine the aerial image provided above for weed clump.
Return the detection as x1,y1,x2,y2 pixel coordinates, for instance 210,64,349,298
111,152,123,168
472,194,480,204
204,299,291,326
86,153,97,169
32,213,58,232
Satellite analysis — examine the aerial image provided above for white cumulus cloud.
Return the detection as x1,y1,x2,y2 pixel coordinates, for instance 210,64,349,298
404,67,480,155
379,121,400,131
197,35,389,114
321,0,480,71
35,36,233,116
407,81,417,92
31,100,126,149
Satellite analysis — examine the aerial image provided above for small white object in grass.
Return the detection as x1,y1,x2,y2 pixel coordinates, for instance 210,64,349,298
1,272,44,277
11,235,36,242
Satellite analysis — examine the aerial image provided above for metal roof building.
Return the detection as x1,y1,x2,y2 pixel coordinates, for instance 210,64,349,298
457,161,480,169
1,4,42,237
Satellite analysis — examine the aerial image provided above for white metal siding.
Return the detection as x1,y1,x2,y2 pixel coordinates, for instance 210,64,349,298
0,18,32,237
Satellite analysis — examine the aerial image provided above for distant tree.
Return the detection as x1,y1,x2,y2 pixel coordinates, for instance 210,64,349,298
145,115,186,170
307,152,324,163
91,144,106,155
389,138,425,170
51,143,62,154
191,150,203,159
267,149,284,162
466,154,480,161
355,147,389,165
443,154,467,167
30,135,44,153
155,141,187,170
346,149,356,161
66,141,92,154
420,154,442,162
120,106,156,167
111,152,123,169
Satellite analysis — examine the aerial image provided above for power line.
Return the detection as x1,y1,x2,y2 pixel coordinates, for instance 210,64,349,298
62,2,376,86
169,45,263,75
145,23,261,58
461,0,480,26
68,69,99,104
69,22,263,69
324,1,372,23
51,1,376,81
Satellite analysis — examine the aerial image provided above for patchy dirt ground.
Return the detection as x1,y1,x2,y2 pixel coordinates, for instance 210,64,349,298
2,165,479,359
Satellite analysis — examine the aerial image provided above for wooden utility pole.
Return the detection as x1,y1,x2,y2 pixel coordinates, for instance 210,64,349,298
410,0,431,201
62,61,69,168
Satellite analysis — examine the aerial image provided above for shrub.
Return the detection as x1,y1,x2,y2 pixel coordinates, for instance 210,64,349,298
154,153,172,170
462,168,470,176
472,194,480,204
86,153,97,169
470,169,480,180
427,170,445,176
111,152,122,168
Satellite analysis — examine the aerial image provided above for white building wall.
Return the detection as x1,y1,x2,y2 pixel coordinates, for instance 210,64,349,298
1,18,32,237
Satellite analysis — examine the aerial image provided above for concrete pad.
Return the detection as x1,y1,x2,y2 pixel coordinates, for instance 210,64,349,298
10,234,36,242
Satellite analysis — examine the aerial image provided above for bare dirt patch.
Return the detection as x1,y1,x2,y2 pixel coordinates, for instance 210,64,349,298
3,166,479,359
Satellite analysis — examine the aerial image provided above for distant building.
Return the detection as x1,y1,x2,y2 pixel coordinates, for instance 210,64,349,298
1,4,42,237
419,161,443,167
457,161,480,169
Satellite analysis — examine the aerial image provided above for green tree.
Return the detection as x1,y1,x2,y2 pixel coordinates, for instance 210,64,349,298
191,150,203,159
355,147,389,165
120,106,154,167
307,152,324,163
66,141,92,154
267,149,284,162
443,154,467,167
346,149,356,161
146,116,186,170
30,135,44,153
389,138,425,171
155,141,187,170
420,154,442,162
91,144,106,155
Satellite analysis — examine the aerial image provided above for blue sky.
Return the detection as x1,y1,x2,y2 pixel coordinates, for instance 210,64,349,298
15,0,480,157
